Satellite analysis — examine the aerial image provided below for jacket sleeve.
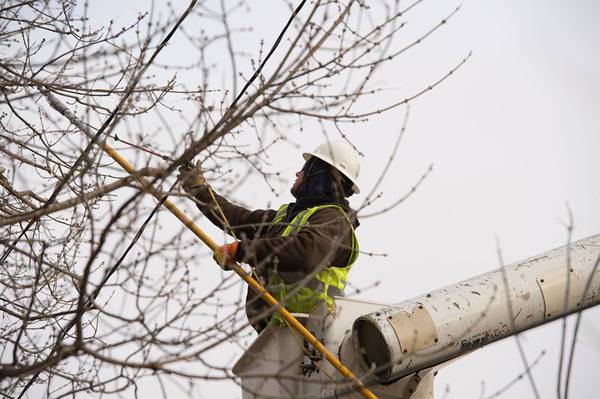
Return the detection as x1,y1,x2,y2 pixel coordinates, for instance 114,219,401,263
191,186,276,240
237,207,356,275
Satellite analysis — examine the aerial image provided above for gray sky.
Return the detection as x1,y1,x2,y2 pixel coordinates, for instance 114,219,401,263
351,1,600,398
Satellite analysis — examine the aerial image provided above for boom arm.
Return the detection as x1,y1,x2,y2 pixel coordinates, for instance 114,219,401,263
352,234,600,383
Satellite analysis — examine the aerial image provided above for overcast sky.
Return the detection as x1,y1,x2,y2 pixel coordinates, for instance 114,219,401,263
352,1,600,398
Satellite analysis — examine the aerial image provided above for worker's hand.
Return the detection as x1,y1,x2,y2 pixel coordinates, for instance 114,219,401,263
213,241,239,270
178,160,207,193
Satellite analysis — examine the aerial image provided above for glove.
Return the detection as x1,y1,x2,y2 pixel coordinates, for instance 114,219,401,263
178,160,207,193
213,241,239,270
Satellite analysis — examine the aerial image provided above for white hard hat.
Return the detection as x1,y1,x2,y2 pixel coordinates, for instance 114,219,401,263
303,140,361,194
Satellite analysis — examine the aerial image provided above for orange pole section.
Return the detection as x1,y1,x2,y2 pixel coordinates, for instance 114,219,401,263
99,142,378,399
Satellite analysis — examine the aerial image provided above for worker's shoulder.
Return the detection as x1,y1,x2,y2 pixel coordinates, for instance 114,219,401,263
306,205,352,225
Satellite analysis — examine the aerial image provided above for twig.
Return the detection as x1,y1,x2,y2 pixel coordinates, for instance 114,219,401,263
496,236,541,399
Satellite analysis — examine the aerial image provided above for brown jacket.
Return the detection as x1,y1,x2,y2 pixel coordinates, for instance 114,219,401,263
192,186,358,331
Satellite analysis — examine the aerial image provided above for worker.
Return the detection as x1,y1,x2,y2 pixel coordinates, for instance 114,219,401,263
179,141,361,333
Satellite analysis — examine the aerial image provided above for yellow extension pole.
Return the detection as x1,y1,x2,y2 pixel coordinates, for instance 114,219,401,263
95,141,378,399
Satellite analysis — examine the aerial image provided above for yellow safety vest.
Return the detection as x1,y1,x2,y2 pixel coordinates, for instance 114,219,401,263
268,204,359,325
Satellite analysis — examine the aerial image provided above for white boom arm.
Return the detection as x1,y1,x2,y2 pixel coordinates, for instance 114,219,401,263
234,234,600,398
352,234,600,384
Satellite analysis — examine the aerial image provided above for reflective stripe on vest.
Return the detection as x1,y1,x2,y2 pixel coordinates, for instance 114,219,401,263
268,204,359,324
